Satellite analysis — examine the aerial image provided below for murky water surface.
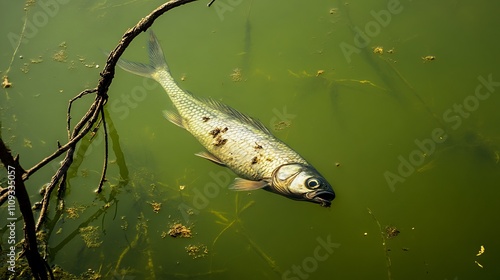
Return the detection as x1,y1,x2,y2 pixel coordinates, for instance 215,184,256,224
1,0,500,279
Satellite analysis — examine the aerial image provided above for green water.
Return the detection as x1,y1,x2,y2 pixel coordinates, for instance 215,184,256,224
1,0,500,279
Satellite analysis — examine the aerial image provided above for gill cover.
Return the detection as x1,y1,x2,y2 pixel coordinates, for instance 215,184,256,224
270,163,335,207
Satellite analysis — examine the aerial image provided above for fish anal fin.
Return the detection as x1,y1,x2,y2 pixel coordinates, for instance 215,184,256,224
229,178,269,191
163,110,185,129
195,151,226,166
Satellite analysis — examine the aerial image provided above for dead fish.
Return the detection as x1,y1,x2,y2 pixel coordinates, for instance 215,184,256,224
117,31,335,207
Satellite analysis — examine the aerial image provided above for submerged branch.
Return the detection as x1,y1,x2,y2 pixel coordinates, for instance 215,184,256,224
1,0,200,278
0,139,49,280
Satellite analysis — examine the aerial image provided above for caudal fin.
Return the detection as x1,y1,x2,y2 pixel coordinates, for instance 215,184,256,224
117,31,169,79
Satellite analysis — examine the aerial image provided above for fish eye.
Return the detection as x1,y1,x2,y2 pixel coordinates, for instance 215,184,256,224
306,178,321,189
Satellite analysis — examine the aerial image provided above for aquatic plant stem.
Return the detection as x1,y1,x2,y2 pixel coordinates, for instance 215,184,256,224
367,208,392,280
3,3,31,77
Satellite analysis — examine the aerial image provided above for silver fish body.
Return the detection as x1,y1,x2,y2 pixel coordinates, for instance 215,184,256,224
118,31,335,207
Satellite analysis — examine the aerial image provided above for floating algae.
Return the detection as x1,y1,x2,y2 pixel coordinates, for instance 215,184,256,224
166,223,192,238
185,244,209,259
148,201,162,213
66,203,87,219
230,68,243,82
385,225,400,239
79,226,103,248
53,49,67,62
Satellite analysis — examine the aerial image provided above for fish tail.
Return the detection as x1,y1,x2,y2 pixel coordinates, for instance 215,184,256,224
117,31,170,80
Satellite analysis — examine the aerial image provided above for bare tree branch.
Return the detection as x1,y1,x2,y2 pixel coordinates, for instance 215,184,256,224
0,140,48,279
1,0,200,277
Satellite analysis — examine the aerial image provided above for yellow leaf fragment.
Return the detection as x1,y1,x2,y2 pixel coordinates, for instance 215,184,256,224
476,245,485,256
2,76,12,88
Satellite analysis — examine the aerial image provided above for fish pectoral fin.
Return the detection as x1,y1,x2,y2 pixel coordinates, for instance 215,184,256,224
162,110,185,129
229,178,269,191
195,151,226,166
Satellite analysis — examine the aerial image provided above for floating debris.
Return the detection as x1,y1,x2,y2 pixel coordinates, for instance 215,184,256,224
79,226,103,248
25,0,35,9
120,216,128,230
23,138,33,148
185,244,208,259
385,225,400,239
422,55,436,62
30,56,43,64
373,46,384,54
476,245,485,256
167,223,192,238
148,201,162,213
53,49,67,62
20,63,30,73
316,70,325,77
475,260,484,268
2,76,12,88
230,68,243,82
329,8,338,14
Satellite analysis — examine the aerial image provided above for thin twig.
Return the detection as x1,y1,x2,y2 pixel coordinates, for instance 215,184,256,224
97,107,109,193
67,88,98,137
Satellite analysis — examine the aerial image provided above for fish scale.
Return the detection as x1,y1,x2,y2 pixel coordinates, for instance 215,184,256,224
155,68,308,179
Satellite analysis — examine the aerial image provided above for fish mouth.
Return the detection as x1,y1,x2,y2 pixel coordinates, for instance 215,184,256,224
305,190,335,207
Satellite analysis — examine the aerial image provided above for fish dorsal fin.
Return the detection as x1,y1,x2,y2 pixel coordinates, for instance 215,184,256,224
204,98,272,135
